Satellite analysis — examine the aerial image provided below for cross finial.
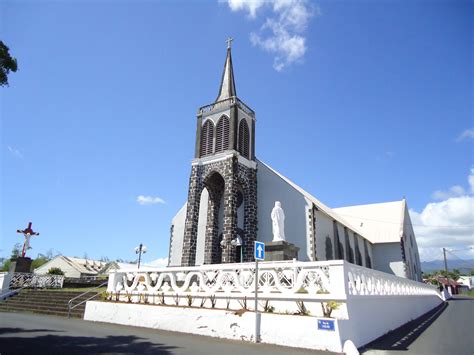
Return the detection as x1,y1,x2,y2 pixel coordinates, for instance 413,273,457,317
226,37,233,49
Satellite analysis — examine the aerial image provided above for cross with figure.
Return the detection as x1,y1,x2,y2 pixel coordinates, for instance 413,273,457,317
16,222,40,257
226,37,233,49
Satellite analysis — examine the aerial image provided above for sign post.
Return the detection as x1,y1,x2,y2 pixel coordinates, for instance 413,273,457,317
254,241,265,343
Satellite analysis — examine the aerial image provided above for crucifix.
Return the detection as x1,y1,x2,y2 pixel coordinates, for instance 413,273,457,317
226,37,233,49
16,222,40,257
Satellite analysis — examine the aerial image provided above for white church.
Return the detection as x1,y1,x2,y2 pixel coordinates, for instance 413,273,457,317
168,43,422,282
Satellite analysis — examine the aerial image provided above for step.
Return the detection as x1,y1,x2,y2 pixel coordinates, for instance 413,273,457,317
12,295,99,303
0,307,84,318
13,293,101,301
0,301,85,311
0,303,82,313
4,299,88,307
0,301,84,312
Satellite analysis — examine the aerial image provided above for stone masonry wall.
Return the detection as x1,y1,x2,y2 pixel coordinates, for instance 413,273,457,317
181,155,257,266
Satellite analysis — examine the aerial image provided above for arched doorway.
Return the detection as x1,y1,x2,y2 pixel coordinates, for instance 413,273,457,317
203,172,225,264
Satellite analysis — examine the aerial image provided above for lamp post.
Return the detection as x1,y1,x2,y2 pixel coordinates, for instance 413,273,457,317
135,243,147,269
230,235,243,263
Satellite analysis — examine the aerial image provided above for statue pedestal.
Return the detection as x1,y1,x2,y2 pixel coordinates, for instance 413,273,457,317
264,241,299,261
9,257,32,273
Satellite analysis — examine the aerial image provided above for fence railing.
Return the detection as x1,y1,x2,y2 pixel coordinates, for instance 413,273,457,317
9,272,64,289
107,260,441,307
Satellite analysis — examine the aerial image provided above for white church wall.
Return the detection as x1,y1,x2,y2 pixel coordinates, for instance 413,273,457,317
195,189,209,266
372,243,406,277
169,204,187,266
257,162,310,260
315,211,335,261
316,211,334,260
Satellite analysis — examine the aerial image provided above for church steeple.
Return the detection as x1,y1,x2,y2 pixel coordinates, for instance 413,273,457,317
216,37,237,102
182,39,258,267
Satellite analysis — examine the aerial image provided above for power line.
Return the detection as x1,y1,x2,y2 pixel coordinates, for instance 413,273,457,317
445,250,474,269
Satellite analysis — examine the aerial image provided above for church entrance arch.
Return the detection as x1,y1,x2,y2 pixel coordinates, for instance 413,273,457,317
203,171,225,264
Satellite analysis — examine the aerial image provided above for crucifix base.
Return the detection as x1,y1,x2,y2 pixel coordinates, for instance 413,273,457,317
9,257,33,273
264,241,299,261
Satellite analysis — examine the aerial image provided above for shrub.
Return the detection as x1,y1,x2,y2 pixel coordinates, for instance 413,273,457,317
47,267,64,275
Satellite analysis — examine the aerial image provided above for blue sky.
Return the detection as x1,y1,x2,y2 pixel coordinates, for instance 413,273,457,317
1,0,472,264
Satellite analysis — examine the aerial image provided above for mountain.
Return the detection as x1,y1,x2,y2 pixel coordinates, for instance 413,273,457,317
421,259,474,274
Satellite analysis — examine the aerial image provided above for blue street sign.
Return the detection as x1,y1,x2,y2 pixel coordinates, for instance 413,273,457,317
254,241,265,261
317,319,335,331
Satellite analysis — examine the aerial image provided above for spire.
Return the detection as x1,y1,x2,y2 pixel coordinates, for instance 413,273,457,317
216,37,237,102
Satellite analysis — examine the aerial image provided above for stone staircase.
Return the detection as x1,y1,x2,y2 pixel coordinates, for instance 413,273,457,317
0,289,102,318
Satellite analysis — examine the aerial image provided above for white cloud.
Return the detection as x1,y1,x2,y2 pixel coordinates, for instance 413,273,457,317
431,185,465,200
410,167,474,261
457,128,474,141
7,145,23,159
226,0,266,18
223,0,316,71
136,195,166,205
146,257,168,268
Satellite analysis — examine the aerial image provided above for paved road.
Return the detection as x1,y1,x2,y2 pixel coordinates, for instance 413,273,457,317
0,312,325,355
362,296,474,355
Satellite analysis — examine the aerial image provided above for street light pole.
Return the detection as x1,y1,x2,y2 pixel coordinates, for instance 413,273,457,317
135,243,147,269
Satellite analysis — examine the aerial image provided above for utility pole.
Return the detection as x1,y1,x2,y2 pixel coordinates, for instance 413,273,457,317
443,247,448,275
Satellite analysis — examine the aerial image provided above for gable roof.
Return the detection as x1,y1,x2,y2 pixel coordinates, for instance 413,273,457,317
333,200,406,244
36,256,107,275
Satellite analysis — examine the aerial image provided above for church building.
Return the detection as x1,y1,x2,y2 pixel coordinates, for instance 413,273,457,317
168,42,422,282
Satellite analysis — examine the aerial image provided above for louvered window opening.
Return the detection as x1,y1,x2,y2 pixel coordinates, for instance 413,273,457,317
200,120,214,157
238,119,250,158
215,116,230,153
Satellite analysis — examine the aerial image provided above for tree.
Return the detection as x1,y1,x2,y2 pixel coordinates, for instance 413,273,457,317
31,254,50,270
0,41,18,87
10,243,22,259
0,257,10,272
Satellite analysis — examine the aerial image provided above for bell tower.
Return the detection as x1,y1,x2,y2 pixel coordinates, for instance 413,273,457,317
181,39,258,266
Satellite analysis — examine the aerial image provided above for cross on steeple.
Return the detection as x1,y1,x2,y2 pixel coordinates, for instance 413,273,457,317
226,37,233,49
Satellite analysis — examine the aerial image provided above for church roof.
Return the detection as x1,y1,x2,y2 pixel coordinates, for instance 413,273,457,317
59,256,107,275
215,45,237,102
333,200,406,244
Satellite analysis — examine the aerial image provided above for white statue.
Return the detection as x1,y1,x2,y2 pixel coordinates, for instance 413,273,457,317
271,201,285,242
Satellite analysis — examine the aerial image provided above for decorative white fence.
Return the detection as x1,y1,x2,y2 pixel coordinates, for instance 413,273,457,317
107,260,441,315
346,263,439,296
9,272,64,289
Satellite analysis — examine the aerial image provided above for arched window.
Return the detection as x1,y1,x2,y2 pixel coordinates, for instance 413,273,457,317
238,119,250,158
215,116,230,153
200,120,214,157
